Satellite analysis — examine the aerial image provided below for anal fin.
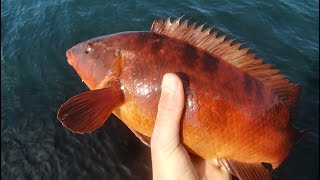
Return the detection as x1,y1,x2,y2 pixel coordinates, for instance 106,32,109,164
218,158,271,180
129,128,150,147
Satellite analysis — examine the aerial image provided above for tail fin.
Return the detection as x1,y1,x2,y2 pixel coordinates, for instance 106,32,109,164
284,84,302,121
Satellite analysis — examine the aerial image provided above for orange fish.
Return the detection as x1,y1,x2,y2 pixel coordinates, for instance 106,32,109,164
58,17,305,180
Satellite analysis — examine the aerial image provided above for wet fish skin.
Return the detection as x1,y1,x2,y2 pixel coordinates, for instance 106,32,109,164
66,31,299,169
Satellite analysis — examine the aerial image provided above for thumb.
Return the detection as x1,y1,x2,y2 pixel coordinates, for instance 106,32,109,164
151,73,198,180
151,73,185,150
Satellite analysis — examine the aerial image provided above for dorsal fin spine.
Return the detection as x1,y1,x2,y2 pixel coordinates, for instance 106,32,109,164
161,17,170,33
214,39,236,56
182,22,197,40
200,31,219,49
195,29,212,46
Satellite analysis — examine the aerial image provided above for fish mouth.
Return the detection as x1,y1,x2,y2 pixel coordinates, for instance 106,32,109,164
66,49,74,66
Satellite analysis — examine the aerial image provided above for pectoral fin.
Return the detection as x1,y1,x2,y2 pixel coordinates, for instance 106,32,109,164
218,158,272,180
57,80,124,134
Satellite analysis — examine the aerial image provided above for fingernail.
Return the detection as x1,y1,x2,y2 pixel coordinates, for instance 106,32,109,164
162,73,178,95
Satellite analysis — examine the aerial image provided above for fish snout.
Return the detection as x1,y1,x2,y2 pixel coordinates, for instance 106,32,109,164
66,49,74,66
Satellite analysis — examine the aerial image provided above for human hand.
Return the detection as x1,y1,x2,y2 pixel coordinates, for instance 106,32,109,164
150,73,231,180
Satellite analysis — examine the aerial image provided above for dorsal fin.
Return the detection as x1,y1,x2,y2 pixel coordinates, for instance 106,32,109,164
151,17,301,116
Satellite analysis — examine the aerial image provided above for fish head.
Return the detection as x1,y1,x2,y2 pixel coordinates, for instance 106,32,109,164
66,36,122,90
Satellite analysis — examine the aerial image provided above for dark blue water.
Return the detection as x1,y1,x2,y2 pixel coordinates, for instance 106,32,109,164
1,0,318,179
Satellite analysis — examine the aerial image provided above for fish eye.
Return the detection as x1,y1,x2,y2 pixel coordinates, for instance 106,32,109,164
84,43,94,54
